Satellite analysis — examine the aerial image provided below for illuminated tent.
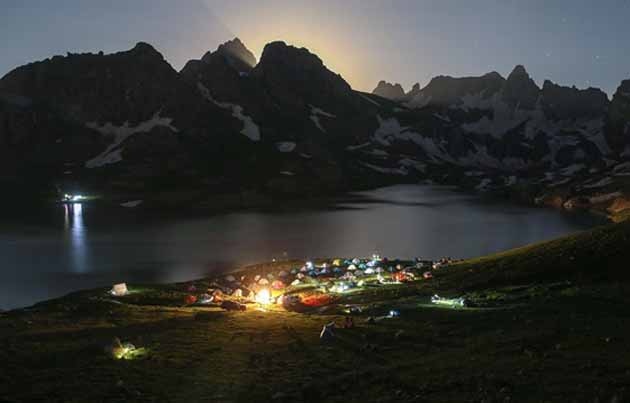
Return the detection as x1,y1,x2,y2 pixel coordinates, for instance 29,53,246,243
110,283,128,296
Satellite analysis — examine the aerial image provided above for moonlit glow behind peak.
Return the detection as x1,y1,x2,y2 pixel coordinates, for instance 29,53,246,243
2,0,629,94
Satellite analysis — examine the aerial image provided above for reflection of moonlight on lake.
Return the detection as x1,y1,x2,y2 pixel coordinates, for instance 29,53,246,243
64,203,88,273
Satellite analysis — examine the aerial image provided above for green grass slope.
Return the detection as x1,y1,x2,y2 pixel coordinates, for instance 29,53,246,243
2,222,630,402
436,220,630,291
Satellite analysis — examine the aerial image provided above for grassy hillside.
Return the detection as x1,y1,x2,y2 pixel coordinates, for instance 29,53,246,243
436,220,630,290
2,222,630,402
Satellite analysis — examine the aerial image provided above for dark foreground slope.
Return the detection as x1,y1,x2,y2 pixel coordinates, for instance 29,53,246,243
2,222,630,402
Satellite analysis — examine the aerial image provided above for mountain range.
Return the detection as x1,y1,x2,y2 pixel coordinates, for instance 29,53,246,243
1,38,630,214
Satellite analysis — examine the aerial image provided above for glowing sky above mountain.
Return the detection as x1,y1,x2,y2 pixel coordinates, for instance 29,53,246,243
2,0,630,95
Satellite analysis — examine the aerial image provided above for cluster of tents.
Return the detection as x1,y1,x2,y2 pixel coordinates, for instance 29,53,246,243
173,255,455,312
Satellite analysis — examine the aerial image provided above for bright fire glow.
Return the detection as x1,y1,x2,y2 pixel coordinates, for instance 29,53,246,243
255,288,272,305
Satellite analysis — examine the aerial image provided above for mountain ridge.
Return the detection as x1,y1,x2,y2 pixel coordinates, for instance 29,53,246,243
1,38,630,217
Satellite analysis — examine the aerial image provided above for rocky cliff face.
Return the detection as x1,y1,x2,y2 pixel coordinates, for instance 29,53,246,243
0,42,255,194
607,80,630,153
501,65,540,109
252,41,358,114
372,81,405,100
210,37,256,72
363,65,613,175
1,38,630,207
404,72,505,108
360,66,630,215
540,80,609,120
180,39,265,110
0,43,196,125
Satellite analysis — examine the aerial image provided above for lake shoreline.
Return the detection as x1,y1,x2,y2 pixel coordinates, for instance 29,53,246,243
2,173,624,223
0,184,604,310
3,222,630,401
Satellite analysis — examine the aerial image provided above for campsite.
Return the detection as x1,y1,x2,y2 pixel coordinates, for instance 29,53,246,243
2,221,630,402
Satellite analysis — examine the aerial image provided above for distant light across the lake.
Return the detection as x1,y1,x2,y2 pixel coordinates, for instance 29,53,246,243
1,0,630,94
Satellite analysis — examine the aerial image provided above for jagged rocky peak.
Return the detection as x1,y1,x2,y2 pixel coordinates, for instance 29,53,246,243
502,64,540,109
607,79,630,152
610,79,630,107
217,38,256,67
253,41,354,111
541,80,609,119
509,64,528,77
129,41,164,59
257,41,326,69
407,82,421,96
200,37,257,73
0,41,183,125
372,80,405,100
409,71,505,107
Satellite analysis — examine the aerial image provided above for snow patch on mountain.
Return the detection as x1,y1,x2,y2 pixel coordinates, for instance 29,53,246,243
458,91,497,111
373,116,455,164
433,113,451,123
505,176,518,186
461,95,542,138
475,178,492,191
358,93,381,106
575,118,610,155
85,112,178,168
360,162,408,176
346,142,371,151
276,142,296,152
399,158,427,172
404,94,431,109
197,82,260,141
583,177,613,189
309,105,336,133
434,91,611,166
367,149,389,157
613,162,630,175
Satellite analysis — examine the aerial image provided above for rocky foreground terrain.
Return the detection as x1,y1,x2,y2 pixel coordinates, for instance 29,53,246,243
1,38,630,216
2,220,630,402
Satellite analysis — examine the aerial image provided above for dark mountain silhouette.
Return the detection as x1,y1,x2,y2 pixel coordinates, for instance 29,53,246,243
607,79,630,153
372,80,405,100
1,38,630,210
502,65,540,109
211,37,257,71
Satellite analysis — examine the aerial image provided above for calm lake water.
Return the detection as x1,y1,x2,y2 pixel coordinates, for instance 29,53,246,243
0,185,602,309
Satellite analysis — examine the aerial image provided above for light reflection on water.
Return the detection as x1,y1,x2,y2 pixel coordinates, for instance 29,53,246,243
65,203,88,273
0,185,602,309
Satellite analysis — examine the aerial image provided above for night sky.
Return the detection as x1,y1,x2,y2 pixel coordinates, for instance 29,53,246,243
2,0,629,95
